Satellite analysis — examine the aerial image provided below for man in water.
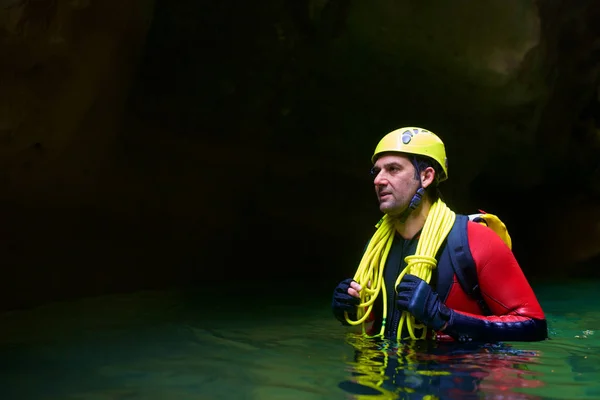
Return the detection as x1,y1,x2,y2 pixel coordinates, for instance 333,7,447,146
331,127,547,342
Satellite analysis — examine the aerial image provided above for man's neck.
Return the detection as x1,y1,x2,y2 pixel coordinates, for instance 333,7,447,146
393,201,432,240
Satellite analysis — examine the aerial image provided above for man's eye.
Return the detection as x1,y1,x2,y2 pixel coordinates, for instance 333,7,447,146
370,168,380,177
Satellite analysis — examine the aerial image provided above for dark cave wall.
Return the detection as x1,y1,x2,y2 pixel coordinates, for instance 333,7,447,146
125,0,600,275
1,0,600,310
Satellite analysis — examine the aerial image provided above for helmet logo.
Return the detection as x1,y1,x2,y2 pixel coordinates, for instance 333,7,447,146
401,128,429,144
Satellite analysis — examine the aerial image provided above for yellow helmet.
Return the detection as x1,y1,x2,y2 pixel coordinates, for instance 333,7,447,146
371,126,448,182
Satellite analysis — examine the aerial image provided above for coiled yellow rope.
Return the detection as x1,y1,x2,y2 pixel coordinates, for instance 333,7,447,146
345,199,456,340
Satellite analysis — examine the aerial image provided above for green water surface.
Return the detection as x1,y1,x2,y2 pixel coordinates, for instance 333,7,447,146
0,281,598,400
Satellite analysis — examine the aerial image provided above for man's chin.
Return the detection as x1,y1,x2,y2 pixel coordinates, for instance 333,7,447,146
380,205,396,215
380,206,405,217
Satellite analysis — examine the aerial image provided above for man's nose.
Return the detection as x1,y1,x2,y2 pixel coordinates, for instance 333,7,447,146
373,170,386,186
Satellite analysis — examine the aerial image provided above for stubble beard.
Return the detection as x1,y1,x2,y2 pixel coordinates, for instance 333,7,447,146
379,197,409,218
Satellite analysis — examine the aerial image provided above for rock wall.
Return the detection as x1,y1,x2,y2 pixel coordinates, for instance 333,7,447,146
1,0,599,310
1,0,157,308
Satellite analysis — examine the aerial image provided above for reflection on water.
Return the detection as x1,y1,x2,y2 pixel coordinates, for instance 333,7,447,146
340,335,543,400
0,281,599,400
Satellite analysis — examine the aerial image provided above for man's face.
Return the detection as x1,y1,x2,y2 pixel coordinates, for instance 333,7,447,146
371,153,420,216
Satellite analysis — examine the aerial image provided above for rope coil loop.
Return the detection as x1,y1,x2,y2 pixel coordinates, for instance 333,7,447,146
345,199,456,339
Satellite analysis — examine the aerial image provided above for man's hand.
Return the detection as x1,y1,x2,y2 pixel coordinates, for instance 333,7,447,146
395,274,451,331
332,278,362,324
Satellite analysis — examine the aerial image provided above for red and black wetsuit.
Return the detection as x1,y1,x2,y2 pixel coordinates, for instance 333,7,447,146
367,219,547,341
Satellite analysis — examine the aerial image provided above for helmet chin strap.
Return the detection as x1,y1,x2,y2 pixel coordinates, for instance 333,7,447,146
397,156,430,223
398,187,426,223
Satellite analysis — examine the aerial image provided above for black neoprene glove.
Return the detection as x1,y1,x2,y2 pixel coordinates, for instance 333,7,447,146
332,278,360,325
397,275,549,342
396,274,451,331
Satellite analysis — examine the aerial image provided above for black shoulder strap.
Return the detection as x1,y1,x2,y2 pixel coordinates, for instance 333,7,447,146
447,214,492,316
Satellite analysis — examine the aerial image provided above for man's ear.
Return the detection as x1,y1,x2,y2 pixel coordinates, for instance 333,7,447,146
421,167,436,188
